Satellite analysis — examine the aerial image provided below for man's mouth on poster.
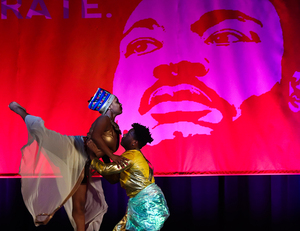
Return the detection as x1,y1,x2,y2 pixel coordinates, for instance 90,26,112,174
138,79,237,130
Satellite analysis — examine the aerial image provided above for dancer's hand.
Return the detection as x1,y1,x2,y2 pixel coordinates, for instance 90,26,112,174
110,154,129,169
87,139,101,156
87,139,128,168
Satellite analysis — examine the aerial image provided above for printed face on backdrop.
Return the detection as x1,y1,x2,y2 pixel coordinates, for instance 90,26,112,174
113,0,283,145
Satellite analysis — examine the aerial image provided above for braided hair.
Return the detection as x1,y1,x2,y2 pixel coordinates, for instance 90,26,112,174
131,123,153,149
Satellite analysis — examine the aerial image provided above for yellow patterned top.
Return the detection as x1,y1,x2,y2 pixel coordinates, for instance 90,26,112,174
91,149,154,198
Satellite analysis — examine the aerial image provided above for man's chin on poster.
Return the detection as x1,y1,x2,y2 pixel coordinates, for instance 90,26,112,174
137,78,239,145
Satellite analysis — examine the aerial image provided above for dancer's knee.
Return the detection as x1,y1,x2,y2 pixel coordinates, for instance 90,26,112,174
72,185,87,215
73,198,85,214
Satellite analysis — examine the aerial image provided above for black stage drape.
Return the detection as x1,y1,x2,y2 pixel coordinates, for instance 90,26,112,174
1,176,300,231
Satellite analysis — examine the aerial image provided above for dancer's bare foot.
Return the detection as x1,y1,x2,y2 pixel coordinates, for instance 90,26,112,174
8,102,28,120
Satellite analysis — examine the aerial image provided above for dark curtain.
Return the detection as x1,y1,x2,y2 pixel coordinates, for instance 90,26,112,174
1,176,300,231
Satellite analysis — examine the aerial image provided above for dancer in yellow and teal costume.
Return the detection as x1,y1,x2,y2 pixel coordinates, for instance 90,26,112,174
87,123,170,231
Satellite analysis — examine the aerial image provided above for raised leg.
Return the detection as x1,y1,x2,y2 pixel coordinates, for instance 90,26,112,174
8,101,29,121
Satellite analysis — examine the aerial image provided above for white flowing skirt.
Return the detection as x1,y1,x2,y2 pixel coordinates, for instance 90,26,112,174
19,115,108,230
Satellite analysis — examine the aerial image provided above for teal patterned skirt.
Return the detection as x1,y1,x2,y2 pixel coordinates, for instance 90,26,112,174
126,183,170,231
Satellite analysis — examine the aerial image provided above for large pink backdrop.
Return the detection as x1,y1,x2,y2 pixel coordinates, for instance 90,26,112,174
1,0,300,175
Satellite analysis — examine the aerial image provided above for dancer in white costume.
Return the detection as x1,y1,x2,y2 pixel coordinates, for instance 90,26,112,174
9,88,126,231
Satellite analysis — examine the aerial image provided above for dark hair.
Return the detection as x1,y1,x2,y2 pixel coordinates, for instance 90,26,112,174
131,123,153,149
